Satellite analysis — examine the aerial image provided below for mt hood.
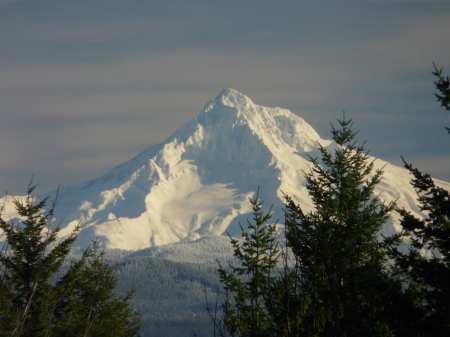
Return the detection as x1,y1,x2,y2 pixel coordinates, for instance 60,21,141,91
6,89,447,251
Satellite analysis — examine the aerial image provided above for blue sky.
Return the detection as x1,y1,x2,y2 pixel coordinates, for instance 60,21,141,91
1,0,450,195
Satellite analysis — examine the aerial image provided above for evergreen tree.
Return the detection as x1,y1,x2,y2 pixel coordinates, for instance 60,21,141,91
52,241,141,336
283,117,400,336
391,161,450,336
432,63,450,112
0,184,141,337
216,66,450,337
218,192,280,337
388,65,450,336
216,119,410,337
0,186,79,336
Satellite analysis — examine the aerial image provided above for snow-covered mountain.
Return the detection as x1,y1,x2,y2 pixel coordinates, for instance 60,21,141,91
2,89,447,251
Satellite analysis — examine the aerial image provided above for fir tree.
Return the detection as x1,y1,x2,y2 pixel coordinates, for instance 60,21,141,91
388,65,450,336
283,117,400,336
391,160,450,336
0,183,141,337
432,62,450,133
215,119,411,337
218,192,280,337
0,185,79,336
52,241,141,336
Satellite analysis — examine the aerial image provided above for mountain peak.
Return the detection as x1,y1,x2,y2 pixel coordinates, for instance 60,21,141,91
23,89,430,252
213,88,253,108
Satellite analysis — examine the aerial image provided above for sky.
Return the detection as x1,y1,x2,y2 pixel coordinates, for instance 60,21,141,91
1,0,450,195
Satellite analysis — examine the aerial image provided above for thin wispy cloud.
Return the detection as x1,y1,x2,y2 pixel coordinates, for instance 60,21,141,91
1,1,449,194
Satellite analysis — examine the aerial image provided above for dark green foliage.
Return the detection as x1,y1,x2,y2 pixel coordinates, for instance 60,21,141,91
391,159,450,336
0,186,79,336
51,242,141,336
433,63,450,132
217,119,410,337
387,65,450,336
433,63,450,112
0,184,140,336
215,66,450,337
284,117,400,336
218,193,280,337
364,64,450,337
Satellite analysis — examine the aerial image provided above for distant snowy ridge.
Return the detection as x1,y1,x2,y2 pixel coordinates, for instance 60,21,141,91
1,89,448,251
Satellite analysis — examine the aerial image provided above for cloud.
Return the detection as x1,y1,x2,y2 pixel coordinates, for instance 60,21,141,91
1,1,450,194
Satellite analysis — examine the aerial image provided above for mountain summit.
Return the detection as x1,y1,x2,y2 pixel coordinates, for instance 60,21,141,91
21,89,448,251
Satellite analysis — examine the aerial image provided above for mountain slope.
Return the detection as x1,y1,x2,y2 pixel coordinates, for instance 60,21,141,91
2,89,447,251
43,89,329,250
